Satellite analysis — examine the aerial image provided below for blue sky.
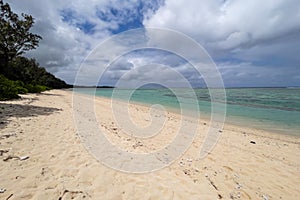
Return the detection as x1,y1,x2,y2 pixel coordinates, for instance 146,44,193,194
7,0,300,87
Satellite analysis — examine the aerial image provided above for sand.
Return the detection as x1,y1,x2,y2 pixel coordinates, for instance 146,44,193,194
0,89,299,200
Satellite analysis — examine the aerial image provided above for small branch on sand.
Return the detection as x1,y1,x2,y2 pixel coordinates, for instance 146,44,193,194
0,149,9,156
0,188,6,193
3,155,29,162
6,193,13,200
207,177,218,191
58,190,84,200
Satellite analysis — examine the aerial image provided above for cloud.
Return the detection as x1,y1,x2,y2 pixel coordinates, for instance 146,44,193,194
144,0,300,51
142,0,300,86
218,62,300,87
8,0,107,83
97,48,211,88
6,0,162,84
97,49,189,87
5,0,300,87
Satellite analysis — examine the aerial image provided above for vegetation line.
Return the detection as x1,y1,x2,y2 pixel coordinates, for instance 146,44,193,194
0,0,70,100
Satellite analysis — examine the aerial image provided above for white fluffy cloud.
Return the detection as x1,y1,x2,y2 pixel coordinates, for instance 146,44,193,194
142,0,300,86
144,0,300,51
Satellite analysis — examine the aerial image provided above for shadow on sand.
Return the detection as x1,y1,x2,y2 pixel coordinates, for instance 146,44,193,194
0,102,62,129
35,92,64,97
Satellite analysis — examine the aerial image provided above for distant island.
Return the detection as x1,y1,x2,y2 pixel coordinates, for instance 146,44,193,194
73,86,115,88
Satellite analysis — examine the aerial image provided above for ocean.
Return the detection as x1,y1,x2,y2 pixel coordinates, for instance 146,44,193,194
74,88,300,136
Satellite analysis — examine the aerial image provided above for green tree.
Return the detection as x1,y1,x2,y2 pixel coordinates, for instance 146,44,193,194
8,56,70,89
0,0,42,73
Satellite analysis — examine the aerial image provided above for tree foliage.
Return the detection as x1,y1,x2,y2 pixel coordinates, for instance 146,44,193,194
7,56,69,89
0,74,20,100
0,0,42,71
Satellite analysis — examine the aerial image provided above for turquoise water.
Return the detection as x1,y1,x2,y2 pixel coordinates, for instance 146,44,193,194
74,88,300,136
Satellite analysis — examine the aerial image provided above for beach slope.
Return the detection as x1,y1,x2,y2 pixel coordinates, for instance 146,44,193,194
0,90,299,199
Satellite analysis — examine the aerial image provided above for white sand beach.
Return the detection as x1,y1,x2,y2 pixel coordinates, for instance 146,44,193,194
0,89,299,199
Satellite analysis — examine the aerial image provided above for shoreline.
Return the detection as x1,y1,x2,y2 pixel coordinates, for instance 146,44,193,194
0,89,299,199
74,89,300,138
97,94,300,145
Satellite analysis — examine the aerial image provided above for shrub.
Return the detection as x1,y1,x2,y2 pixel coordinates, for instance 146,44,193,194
0,74,20,100
14,80,28,94
24,84,49,93
0,74,50,101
